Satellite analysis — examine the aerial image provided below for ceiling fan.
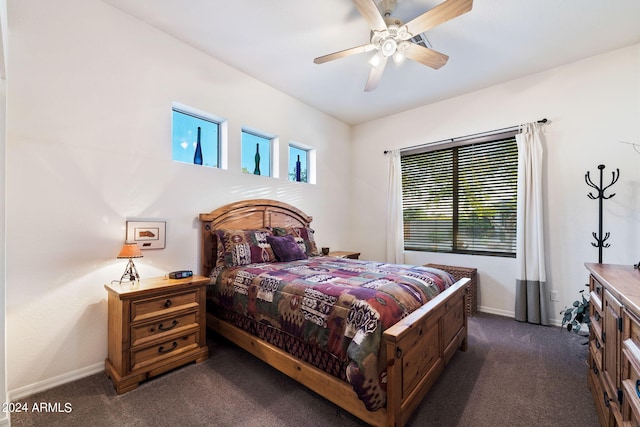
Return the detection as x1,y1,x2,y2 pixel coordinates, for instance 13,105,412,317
314,0,473,91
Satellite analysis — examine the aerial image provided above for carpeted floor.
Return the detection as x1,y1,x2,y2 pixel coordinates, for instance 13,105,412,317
10,313,599,426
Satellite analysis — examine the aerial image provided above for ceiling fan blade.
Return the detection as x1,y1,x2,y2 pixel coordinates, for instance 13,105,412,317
365,57,388,91
404,43,449,69
403,0,472,38
353,0,387,32
314,44,376,64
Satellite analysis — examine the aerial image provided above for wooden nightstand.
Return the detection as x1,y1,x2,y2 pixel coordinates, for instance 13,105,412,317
104,275,209,394
328,251,360,260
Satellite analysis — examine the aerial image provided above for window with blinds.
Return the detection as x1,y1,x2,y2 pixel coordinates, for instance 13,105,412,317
401,137,518,257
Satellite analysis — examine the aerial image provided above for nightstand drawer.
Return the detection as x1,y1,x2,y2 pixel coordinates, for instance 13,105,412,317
131,333,198,371
131,311,199,347
131,290,199,322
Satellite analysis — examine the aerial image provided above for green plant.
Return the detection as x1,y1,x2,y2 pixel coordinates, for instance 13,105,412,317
560,287,590,333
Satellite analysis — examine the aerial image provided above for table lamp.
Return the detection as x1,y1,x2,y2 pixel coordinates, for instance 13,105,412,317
117,242,143,283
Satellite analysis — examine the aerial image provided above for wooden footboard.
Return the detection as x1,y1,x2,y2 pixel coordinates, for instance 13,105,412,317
207,277,469,427
384,278,469,426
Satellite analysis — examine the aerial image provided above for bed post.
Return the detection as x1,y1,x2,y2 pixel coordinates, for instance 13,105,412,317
385,341,402,426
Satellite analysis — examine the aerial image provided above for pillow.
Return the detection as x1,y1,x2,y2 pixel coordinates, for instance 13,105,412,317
267,235,308,262
270,226,319,257
214,229,276,267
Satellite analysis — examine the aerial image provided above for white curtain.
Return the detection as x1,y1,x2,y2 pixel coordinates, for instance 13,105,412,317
386,150,404,264
514,122,549,325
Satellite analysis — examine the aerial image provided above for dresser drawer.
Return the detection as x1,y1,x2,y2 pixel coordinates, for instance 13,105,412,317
589,359,610,426
131,290,199,323
623,333,640,425
623,378,640,426
590,295,603,332
590,331,604,373
590,276,604,311
627,310,640,351
131,311,199,347
131,333,198,371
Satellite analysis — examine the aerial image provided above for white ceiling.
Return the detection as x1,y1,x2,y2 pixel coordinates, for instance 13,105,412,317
102,0,640,125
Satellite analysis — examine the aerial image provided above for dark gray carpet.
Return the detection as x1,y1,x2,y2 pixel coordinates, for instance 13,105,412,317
10,313,599,426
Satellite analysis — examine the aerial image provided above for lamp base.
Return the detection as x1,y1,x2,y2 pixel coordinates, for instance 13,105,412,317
119,258,140,284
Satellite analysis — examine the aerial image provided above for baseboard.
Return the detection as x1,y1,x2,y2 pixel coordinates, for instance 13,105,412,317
477,306,563,327
477,305,514,318
8,362,104,401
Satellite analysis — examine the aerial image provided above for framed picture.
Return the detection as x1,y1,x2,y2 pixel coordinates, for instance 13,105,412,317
126,220,166,250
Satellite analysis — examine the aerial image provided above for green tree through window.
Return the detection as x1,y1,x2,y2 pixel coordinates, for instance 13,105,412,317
401,137,518,257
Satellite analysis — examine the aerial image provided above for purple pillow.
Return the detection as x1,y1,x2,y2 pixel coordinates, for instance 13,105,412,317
267,235,307,262
215,229,276,267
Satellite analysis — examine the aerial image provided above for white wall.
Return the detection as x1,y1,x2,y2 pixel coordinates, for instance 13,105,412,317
351,43,640,322
5,0,352,395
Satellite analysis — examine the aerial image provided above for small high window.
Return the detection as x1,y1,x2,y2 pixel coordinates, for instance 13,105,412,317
172,104,221,168
288,145,309,183
242,129,273,177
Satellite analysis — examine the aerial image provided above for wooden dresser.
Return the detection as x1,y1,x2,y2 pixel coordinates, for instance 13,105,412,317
104,275,210,394
586,263,640,426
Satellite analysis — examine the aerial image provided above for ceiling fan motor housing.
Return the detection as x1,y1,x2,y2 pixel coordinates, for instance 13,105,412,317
379,0,397,17
372,23,409,57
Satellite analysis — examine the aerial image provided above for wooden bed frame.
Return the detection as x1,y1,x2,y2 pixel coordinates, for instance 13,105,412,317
199,199,469,427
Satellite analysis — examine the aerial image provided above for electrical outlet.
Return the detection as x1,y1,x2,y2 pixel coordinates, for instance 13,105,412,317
550,290,559,302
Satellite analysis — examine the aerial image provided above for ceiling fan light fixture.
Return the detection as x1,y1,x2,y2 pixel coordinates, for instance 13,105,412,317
393,40,410,65
381,38,397,57
392,50,406,66
368,51,385,68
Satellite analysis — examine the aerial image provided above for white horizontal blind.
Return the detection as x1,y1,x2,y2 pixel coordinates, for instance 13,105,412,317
401,137,518,257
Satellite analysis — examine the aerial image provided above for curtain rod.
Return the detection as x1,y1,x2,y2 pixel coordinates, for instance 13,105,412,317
383,118,548,154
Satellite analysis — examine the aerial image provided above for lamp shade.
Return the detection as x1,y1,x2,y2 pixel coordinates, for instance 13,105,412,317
117,243,143,259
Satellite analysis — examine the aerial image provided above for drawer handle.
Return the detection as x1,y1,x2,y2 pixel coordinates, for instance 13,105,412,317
158,320,178,331
158,341,178,354
594,312,601,322
636,380,640,399
603,391,611,408
593,365,599,375
164,299,172,308
595,340,601,350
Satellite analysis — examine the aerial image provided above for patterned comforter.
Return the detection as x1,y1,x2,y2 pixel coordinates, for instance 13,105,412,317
208,257,454,410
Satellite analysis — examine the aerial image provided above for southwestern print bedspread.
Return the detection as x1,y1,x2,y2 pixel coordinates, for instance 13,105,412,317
208,257,454,411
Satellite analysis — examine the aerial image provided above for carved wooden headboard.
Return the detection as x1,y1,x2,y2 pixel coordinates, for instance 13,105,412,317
198,199,313,277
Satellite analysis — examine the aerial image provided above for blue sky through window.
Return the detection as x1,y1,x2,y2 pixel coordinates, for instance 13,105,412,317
241,131,271,176
172,109,219,167
289,145,308,182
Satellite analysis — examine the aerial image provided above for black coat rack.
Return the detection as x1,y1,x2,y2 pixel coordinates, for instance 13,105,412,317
585,164,619,263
